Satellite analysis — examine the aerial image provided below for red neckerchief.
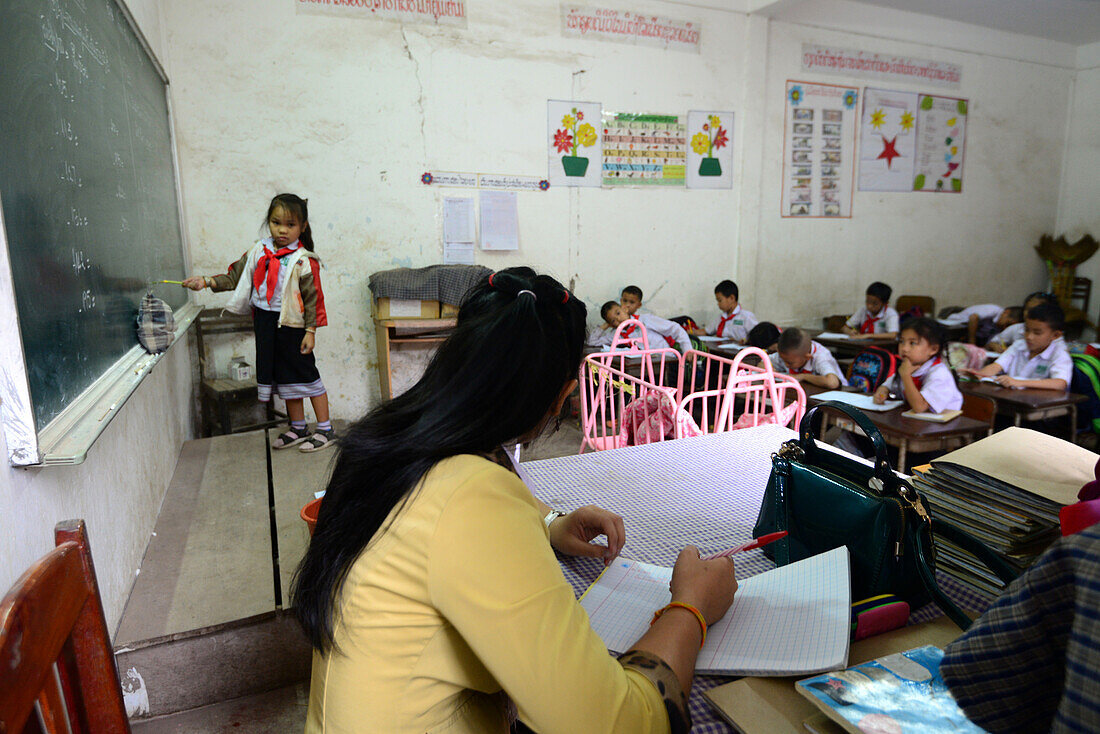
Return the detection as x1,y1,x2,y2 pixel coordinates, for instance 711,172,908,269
860,309,883,335
253,241,299,304
911,356,941,391
663,335,676,348
716,307,738,338
620,323,636,338
792,344,816,374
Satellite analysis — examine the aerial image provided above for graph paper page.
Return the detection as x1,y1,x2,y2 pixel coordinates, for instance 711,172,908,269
580,546,851,675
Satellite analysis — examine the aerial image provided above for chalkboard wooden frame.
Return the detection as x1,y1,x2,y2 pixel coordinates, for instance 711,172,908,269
0,0,197,466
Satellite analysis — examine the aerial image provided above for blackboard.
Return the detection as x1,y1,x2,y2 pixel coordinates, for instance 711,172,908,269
0,0,187,431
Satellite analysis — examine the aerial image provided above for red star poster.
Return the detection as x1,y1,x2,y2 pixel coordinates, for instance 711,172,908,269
781,80,859,218
858,88,919,192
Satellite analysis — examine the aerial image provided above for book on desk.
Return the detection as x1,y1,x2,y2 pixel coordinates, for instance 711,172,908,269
580,547,851,676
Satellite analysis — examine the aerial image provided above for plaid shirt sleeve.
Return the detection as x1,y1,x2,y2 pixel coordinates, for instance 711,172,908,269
940,525,1100,733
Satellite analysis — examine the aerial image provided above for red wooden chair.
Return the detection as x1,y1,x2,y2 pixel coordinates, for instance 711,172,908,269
0,519,131,733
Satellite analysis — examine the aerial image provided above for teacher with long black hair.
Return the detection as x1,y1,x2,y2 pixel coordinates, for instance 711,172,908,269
293,268,738,733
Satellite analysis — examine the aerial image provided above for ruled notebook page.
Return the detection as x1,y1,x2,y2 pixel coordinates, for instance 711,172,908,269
580,546,851,676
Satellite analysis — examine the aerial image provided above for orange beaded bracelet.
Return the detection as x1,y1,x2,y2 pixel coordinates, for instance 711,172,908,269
651,602,707,648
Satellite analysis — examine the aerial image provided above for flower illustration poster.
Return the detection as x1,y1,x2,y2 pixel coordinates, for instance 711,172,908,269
686,111,734,189
548,100,603,187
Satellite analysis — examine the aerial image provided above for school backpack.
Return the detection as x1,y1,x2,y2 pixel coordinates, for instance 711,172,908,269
1070,354,1100,432
846,346,897,394
669,316,707,352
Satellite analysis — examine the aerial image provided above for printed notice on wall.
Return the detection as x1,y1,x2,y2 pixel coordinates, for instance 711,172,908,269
295,0,467,26
802,44,961,89
479,191,519,251
781,81,858,218
858,88,919,192
561,6,700,53
913,95,968,193
601,112,686,187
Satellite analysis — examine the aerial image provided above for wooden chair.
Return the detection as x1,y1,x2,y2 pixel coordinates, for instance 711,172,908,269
0,520,131,733
195,308,285,436
895,295,936,318
822,314,847,332
1073,276,1091,316
961,393,996,438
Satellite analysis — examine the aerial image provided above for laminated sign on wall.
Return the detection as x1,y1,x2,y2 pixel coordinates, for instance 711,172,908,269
781,80,859,218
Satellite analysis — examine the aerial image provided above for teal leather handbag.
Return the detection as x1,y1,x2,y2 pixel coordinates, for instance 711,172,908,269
752,401,1018,629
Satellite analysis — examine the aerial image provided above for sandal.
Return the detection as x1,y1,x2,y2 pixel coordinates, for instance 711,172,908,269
272,427,310,449
299,428,337,453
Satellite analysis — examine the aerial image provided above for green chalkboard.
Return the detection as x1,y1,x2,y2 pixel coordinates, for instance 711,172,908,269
0,0,187,430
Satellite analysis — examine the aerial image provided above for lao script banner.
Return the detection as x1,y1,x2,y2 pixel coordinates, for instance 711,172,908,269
295,0,467,26
802,44,961,89
562,5,701,54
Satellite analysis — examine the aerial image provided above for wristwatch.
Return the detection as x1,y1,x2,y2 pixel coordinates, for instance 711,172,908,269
543,509,566,529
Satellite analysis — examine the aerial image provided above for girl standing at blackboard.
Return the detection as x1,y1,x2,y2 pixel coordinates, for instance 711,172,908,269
182,193,334,452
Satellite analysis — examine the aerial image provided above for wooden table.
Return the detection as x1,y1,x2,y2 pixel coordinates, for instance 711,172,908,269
374,318,455,400
959,381,1087,440
805,386,992,472
804,329,896,358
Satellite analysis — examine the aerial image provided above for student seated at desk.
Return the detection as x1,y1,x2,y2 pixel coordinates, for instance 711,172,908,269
747,321,781,352
842,281,899,340
987,291,1057,353
293,268,738,734
961,303,1072,391
874,317,962,413
941,523,1100,733
691,279,758,343
769,328,844,389
593,301,693,353
942,304,1021,346
620,284,649,318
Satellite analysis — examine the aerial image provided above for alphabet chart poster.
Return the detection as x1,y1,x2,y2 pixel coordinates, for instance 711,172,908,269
913,94,968,193
781,81,859,218
601,112,687,186
858,88,919,192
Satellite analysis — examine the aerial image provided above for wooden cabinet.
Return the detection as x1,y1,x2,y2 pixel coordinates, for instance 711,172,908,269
374,318,456,400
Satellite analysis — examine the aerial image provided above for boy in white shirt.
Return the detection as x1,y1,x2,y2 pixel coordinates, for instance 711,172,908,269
874,317,962,413
963,303,1072,390
843,281,899,340
943,304,1021,345
693,280,758,343
769,328,844,389
599,302,692,353
619,285,649,318
987,292,1056,353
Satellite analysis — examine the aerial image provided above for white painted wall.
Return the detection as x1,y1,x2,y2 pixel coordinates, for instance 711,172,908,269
0,0,193,634
162,0,1074,424
1057,45,1100,298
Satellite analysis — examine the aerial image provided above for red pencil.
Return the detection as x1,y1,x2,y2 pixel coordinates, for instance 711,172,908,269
703,531,789,560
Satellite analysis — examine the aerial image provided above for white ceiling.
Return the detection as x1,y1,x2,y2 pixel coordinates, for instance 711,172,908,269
838,0,1100,46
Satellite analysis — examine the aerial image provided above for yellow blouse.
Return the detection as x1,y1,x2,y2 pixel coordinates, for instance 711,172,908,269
305,455,673,734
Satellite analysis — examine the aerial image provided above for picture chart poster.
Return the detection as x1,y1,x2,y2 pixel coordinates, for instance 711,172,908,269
548,100,603,188
686,111,734,189
913,94,968,193
601,112,687,186
858,88,919,192
781,80,859,218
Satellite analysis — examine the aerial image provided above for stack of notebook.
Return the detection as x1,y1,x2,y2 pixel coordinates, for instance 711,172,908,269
910,427,1095,598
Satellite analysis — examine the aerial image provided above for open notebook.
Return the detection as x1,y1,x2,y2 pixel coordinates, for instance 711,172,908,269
579,546,851,676
812,390,903,412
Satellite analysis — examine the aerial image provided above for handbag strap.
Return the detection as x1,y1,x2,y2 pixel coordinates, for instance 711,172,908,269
912,517,1021,630
799,400,895,484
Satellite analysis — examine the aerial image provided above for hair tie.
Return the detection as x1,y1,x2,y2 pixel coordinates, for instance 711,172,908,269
517,289,536,301
488,273,496,287
561,290,570,304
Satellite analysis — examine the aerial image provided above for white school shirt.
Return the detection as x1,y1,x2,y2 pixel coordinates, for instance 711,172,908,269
249,238,301,312
705,305,758,343
638,313,692,352
845,305,900,335
988,322,1025,348
586,324,614,348
769,341,845,382
943,304,1004,324
994,337,1073,383
887,357,962,413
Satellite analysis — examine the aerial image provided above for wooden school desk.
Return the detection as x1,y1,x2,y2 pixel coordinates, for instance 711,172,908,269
958,381,1087,441
521,426,989,734
804,386,991,473
804,329,896,358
